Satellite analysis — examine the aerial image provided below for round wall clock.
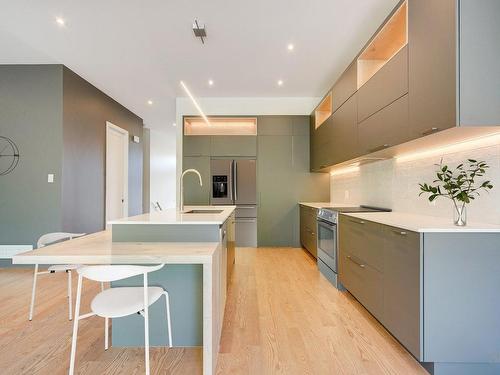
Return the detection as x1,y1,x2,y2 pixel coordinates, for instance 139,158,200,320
0,136,20,176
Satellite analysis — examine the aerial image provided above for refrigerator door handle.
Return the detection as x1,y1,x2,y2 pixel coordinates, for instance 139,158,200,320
229,160,233,201
234,160,238,202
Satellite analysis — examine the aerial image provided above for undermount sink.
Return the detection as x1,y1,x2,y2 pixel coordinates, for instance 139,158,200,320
184,209,224,214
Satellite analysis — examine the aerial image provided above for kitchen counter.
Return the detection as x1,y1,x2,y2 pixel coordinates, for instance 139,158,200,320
12,231,219,265
342,211,500,233
299,202,338,209
109,205,236,225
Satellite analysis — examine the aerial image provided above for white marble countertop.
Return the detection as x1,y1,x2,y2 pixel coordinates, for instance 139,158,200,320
12,231,220,265
109,205,236,226
341,212,500,233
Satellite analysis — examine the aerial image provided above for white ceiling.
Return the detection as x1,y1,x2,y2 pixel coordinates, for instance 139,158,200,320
0,0,398,131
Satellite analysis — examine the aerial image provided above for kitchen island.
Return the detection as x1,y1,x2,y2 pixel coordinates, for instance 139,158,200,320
13,206,236,375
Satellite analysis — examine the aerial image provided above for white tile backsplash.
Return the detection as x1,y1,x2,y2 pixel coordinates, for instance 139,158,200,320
330,143,500,224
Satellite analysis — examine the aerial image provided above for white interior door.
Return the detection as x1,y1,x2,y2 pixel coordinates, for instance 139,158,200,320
106,122,128,226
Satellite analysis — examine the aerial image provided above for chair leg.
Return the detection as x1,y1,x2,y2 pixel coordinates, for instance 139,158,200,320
163,292,173,347
143,273,150,375
29,264,39,321
69,275,83,375
68,270,73,321
105,317,109,350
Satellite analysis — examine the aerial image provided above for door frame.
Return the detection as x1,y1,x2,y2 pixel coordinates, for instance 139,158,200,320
105,121,129,226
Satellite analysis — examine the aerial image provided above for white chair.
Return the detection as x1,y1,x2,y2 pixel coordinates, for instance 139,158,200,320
29,232,86,321
69,264,172,375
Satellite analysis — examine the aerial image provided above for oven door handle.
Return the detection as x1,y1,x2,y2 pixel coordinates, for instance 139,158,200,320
317,218,336,228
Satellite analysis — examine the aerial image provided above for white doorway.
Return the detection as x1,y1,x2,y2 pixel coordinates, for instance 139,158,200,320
106,122,128,226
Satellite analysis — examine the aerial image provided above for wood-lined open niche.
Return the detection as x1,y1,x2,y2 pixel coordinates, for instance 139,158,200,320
183,117,257,136
357,0,407,88
315,92,332,128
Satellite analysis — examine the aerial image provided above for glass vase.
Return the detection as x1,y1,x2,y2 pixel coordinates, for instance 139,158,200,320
453,204,467,226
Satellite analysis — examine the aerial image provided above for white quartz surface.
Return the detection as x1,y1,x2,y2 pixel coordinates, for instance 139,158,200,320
109,205,236,225
341,212,500,233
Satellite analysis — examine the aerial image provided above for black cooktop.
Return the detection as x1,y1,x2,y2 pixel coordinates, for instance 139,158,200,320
321,205,391,213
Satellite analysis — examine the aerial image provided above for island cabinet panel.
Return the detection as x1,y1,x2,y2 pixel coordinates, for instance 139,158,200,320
300,205,318,257
383,225,421,359
332,61,357,114
183,136,211,156
210,135,257,157
357,45,408,123
408,0,457,138
358,93,409,155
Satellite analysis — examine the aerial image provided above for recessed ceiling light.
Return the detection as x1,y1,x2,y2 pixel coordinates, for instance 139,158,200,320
287,43,294,51
277,80,284,86
147,99,153,106
55,17,66,27
208,79,214,86
172,123,177,127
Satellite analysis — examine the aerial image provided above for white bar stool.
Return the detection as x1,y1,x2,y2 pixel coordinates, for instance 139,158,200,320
29,232,86,321
68,264,172,375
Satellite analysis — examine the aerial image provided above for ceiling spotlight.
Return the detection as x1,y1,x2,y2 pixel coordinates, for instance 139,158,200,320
55,17,66,27
208,79,214,86
147,100,153,106
193,19,207,44
277,80,284,86
287,43,294,51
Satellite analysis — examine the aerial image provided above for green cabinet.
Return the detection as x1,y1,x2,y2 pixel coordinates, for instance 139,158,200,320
300,205,318,257
183,136,211,156
182,156,210,205
358,94,410,155
338,215,421,359
332,61,357,114
210,135,256,157
258,116,329,247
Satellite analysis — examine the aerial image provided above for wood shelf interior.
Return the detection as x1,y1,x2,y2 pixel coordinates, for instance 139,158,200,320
184,117,257,136
357,1,407,88
315,92,333,128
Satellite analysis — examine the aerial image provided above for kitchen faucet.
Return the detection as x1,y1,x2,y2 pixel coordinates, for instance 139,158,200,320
179,168,203,212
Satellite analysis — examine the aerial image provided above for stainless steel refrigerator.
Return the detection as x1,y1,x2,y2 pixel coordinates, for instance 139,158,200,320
210,159,257,247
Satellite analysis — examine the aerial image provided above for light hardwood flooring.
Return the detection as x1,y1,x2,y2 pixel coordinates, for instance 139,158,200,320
0,248,427,375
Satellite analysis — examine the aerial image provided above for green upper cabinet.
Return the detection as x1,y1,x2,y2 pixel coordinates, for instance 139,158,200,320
210,135,256,157
182,156,210,205
257,116,292,135
308,0,500,172
183,136,211,156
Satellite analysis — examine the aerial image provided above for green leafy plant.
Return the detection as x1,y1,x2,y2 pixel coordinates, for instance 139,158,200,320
419,159,493,220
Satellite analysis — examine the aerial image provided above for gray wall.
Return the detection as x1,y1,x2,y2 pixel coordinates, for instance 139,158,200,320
62,67,144,234
0,65,64,247
142,128,150,213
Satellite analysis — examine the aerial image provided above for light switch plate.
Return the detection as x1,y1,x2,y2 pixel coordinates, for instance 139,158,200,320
47,174,54,183
132,135,140,143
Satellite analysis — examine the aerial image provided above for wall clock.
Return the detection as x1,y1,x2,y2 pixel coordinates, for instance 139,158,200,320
0,136,20,176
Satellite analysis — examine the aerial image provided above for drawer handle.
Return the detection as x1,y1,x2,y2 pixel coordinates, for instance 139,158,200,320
421,127,440,136
347,255,365,268
349,219,365,225
368,144,390,153
392,230,407,236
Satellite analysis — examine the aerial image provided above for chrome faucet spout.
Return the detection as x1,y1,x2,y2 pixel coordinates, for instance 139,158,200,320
180,169,203,212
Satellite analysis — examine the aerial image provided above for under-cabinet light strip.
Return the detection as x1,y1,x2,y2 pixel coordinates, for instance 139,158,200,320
330,166,360,176
396,133,500,163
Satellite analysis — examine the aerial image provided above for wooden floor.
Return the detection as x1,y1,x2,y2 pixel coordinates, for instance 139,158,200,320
0,248,427,375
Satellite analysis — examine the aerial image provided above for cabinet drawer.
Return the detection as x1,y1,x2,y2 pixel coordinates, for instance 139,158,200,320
358,94,410,155
358,45,408,123
340,215,384,271
339,250,384,321
300,206,318,257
